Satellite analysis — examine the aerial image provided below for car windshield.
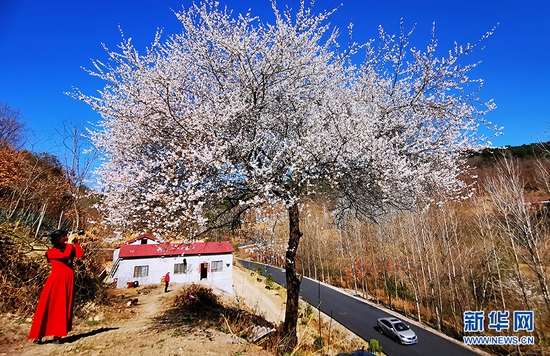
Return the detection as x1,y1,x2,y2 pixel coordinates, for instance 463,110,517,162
393,322,409,331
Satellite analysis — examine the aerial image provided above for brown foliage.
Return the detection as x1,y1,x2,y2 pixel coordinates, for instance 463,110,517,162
0,147,27,188
0,224,49,315
0,223,110,318
0,147,77,231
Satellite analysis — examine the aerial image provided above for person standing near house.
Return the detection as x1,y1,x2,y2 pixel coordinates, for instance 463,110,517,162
28,230,84,344
164,271,170,292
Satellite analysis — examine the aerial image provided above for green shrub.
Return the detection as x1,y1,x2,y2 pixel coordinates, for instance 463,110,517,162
265,273,275,289
368,339,382,353
313,335,325,350
304,304,313,318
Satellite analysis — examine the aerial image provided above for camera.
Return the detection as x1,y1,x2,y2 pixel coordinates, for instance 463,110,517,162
69,229,85,235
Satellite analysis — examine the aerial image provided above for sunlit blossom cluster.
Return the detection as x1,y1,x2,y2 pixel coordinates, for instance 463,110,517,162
73,1,497,234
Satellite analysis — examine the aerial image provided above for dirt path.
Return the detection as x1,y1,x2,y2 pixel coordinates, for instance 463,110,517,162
0,266,278,356
232,267,286,325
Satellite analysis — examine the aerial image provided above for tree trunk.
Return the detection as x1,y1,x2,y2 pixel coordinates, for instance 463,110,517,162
281,203,303,354
316,222,325,282
399,216,421,322
338,230,345,285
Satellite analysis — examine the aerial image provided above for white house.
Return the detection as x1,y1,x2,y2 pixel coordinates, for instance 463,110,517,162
110,235,235,294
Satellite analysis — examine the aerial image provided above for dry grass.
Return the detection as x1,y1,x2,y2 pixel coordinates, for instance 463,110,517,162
143,282,370,356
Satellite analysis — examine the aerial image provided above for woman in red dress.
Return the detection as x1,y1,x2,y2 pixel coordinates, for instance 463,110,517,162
28,230,83,344
164,271,170,293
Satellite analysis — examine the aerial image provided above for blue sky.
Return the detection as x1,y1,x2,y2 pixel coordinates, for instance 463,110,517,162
1,0,549,157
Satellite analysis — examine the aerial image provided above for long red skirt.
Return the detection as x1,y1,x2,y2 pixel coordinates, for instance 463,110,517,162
28,243,83,340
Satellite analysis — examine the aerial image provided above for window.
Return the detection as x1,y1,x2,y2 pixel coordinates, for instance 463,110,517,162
174,262,188,274
211,260,223,272
133,265,149,278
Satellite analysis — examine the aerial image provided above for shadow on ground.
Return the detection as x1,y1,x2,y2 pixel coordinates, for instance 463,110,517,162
61,327,119,344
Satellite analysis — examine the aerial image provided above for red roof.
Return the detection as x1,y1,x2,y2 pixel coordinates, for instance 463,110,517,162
118,241,234,259
125,234,163,244
114,234,163,249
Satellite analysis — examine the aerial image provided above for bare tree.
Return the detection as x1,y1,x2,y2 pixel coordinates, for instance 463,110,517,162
485,157,550,314
0,103,26,149
56,121,98,230
396,213,423,321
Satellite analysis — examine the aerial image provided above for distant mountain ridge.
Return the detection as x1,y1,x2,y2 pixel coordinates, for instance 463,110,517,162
467,141,550,196
471,141,550,162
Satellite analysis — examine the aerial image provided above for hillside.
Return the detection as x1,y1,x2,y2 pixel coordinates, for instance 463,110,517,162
0,264,366,356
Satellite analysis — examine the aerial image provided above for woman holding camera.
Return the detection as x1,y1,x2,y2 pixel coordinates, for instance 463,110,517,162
28,229,84,344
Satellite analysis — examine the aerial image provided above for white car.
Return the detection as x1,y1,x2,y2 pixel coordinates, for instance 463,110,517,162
377,317,418,345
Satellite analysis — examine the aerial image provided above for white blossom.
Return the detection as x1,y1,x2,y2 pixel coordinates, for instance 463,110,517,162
72,1,497,234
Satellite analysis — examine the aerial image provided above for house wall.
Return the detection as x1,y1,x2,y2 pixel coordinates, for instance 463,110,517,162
114,253,234,294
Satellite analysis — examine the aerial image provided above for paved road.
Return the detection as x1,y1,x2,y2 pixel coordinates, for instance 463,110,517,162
239,260,478,356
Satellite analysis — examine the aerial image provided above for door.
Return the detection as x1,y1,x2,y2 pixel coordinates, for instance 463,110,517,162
200,262,208,280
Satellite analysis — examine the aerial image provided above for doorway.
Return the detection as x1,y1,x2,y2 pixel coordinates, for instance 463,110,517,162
200,263,208,280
